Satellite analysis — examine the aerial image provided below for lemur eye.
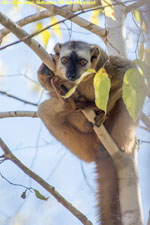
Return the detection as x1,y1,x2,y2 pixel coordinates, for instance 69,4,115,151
61,57,68,65
80,59,88,66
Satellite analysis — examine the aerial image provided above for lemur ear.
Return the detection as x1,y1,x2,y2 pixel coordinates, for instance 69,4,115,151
90,46,100,62
54,43,62,56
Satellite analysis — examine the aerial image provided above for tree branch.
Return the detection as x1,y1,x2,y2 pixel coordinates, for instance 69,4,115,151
82,109,119,156
126,0,147,14
44,0,101,12
0,111,38,119
0,7,107,51
141,112,150,131
28,1,107,41
113,149,144,225
0,0,101,42
0,137,93,225
0,91,38,106
0,11,55,72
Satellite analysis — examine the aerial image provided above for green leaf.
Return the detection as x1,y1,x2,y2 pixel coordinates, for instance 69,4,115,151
62,69,96,99
33,189,49,201
122,68,146,122
134,59,150,100
93,68,111,113
134,59,150,84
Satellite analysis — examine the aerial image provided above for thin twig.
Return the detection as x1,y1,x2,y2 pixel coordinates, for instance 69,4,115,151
0,111,38,119
0,11,55,72
0,172,32,191
0,91,38,106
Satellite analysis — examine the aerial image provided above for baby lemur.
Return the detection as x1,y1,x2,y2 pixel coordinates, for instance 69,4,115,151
37,41,137,225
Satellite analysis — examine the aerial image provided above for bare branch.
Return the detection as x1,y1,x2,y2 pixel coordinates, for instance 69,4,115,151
0,111,38,119
0,0,101,42
82,109,119,156
126,0,147,14
0,6,107,51
45,0,102,12
0,10,53,42
0,137,93,225
0,91,38,106
28,1,106,40
0,11,55,72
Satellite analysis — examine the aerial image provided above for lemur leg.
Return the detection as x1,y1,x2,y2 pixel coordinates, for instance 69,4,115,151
110,100,137,153
38,97,99,162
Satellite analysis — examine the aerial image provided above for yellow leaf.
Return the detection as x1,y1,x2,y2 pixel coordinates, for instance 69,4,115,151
75,69,96,85
51,17,62,38
93,68,111,113
142,21,147,32
101,0,115,20
63,69,96,99
91,10,99,25
42,30,51,47
134,10,141,23
35,22,43,32
63,86,77,99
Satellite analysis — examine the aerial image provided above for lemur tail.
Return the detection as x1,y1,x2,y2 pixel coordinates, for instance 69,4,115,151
95,148,121,225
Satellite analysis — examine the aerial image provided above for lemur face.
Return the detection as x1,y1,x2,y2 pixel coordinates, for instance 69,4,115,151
54,41,99,82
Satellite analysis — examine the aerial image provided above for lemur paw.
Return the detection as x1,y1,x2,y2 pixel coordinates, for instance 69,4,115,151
94,112,107,127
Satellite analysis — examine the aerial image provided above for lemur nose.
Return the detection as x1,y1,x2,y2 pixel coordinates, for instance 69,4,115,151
67,73,77,81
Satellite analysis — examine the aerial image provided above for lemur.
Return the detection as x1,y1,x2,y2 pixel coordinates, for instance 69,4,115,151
37,41,137,225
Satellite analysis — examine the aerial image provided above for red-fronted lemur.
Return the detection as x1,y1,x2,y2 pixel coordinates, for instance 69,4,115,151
37,41,137,225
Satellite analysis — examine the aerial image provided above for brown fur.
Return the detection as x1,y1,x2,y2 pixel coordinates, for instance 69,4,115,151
37,41,137,225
